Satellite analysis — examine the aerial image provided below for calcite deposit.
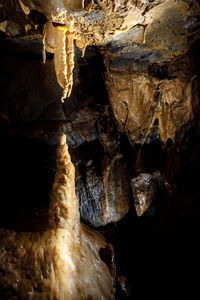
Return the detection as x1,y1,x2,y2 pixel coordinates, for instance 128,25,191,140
0,134,115,299
0,0,200,219
105,73,196,144
3,0,197,103
0,0,149,100
1,0,199,141
0,36,131,227
0,1,200,297
103,0,200,144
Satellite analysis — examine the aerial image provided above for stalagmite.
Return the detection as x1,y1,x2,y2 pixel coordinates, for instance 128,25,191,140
0,134,115,299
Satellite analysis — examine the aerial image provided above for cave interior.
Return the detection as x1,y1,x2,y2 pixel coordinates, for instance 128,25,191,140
0,0,200,299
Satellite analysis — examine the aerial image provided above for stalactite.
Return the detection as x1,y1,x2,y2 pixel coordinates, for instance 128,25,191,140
54,27,69,102
40,1,148,102
43,23,88,101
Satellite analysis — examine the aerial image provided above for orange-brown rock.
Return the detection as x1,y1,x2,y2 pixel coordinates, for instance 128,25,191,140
3,1,199,101
105,72,196,144
103,0,200,144
0,134,115,299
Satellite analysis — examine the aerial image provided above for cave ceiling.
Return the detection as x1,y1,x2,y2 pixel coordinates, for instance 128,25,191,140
1,0,200,144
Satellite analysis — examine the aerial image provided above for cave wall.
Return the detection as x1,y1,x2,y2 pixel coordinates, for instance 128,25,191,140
0,0,200,298
0,36,132,229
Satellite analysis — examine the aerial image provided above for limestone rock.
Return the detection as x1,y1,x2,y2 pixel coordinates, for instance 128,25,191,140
75,153,130,227
105,72,198,144
75,159,105,227
131,171,167,217
3,1,198,101
102,154,130,224
0,1,200,298
0,134,115,299
0,37,98,146
104,0,200,144
0,36,130,227
97,105,122,156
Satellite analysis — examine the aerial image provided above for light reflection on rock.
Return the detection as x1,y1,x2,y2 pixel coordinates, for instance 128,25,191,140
131,171,167,217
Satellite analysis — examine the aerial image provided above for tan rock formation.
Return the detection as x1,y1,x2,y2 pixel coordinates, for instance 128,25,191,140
0,134,115,299
105,73,196,144
40,0,147,100
1,0,199,107
103,0,200,144
0,0,155,99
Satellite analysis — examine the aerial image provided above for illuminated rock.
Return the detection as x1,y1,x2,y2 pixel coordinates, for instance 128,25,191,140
0,0,172,100
103,0,200,144
0,134,115,299
105,72,196,144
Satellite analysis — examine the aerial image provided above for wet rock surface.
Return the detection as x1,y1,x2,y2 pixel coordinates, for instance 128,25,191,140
103,0,200,145
131,171,167,217
0,0,200,298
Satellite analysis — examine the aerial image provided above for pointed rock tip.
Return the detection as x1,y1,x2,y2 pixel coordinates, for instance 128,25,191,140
59,133,66,145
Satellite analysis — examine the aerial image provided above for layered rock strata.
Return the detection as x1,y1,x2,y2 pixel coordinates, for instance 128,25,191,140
131,171,167,216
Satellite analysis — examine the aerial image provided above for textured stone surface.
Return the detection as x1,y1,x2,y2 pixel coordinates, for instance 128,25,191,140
0,37,98,146
75,153,130,227
75,158,105,227
104,0,200,144
131,171,167,216
102,154,130,224
0,134,115,300
105,72,199,144
1,1,199,103
0,0,163,41
0,36,131,227
0,1,200,298
1,1,200,144
97,105,122,155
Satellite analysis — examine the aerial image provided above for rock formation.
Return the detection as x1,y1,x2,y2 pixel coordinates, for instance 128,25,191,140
0,0,200,298
0,134,115,299
1,0,199,142
131,171,167,216
103,0,200,145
